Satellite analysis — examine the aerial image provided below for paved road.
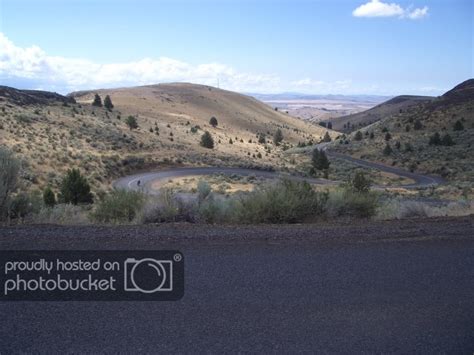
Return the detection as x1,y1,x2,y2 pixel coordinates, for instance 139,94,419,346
0,217,473,353
114,154,444,194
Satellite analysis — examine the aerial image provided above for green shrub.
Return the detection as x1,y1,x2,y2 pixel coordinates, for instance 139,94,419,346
200,131,214,149
234,179,325,223
273,129,284,145
325,189,378,218
0,147,20,220
92,189,145,223
60,168,93,205
125,115,138,130
92,94,102,107
43,186,56,207
104,95,114,111
197,180,211,202
33,204,89,225
139,189,195,223
209,116,218,127
9,193,33,219
346,171,371,193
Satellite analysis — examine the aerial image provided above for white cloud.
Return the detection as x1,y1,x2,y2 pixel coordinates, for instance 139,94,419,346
406,6,429,19
0,32,281,94
352,0,428,20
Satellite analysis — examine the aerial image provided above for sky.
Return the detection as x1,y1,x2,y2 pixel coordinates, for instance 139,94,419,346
0,0,472,95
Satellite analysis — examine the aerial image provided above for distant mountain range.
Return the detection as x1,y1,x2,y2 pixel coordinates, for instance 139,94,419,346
247,93,392,103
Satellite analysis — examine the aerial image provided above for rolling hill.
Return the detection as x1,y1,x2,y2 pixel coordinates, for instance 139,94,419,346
330,95,434,133
0,83,330,192
331,79,474,182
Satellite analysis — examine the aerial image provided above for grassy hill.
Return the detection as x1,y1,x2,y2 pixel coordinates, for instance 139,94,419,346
331,95,434,133
331,79,474,183
0,83,330,193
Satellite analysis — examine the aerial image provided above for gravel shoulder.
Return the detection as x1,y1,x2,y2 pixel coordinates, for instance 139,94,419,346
0,216,472,249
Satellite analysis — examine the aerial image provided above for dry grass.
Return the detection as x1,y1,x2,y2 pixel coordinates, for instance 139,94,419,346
0,83,332,193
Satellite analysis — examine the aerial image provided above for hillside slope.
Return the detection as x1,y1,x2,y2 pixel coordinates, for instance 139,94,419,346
0,83,329,192
331,95,434,132
331,79,474,182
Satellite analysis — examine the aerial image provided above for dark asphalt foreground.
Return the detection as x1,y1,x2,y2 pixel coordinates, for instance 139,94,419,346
0,216,473,353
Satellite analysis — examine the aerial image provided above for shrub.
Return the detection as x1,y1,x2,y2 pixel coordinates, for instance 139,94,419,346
197,180,212,202
429,132,441,145
92,189,145,223
384,132,392,141
0,147,20,220
441,133,455,146
312,149,330,171
273,129,284,145
139,189,195,223
321,131,331,142
9,193,33,219
60,168,93,205
383,143,392,156
234,179,325,223
43,186,56,207
346,171,371,193
104,95,114,111
200,131,214,149
414,119,423,130
325,189,378,218
125,115,138,130
453,120,464,131
33,204,89,225
209,116,218,127
92,94,102,107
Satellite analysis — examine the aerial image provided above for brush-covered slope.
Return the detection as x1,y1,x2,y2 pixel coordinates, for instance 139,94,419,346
0,83,330,192
331,95,434,133
332,79,474,182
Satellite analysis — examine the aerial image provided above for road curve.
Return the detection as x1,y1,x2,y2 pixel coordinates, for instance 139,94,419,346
114,153,444,193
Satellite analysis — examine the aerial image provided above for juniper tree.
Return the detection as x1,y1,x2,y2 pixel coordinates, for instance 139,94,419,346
104,95,114,111
92,94,102,107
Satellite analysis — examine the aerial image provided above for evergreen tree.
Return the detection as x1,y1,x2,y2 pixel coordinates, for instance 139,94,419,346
209,116,218,127
125,115,138,130
453,120,464,131
441,133,455,146
92,94,102,107
414,119,423,130
384,132,392,141
321,131,332,142
273,129,284,145
348,171,371,194
383,143,392,156
354,131,363,141
200,131,214,149
312,149,330,171
43,186,56,207
60,169,93,205
369,132,375,139
429,132,441,145
395,141,401,150
104,95,114,111
327,122,333,129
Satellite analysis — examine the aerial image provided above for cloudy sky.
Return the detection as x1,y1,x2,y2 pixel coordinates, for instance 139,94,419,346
0,0,472,95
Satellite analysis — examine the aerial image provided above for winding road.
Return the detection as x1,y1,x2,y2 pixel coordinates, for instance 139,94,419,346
114,149,444,193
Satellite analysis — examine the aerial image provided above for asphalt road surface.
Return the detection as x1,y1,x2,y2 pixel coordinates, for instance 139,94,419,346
0,217,472,353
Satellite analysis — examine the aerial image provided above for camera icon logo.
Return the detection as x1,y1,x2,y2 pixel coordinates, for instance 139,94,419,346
124,258,173,293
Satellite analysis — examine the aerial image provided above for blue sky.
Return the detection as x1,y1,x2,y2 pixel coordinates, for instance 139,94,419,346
0,0,472,95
